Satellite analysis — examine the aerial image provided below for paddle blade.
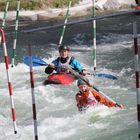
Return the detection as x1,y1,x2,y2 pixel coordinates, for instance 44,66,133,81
95,73,117,80
23,56,47,67
44,73,76,85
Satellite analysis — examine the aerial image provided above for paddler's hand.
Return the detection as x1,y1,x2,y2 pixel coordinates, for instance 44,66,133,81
116,103,124,109
48,63,55,69
79,69,87,76
82,69,87,76
119,104,124,109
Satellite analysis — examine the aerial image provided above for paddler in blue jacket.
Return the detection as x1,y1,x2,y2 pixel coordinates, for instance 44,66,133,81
43,45,87,85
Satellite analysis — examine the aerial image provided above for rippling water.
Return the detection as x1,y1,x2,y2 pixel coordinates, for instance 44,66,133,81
0,14,140,140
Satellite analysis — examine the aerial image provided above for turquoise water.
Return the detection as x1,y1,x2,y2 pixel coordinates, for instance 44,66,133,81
0,15,140,140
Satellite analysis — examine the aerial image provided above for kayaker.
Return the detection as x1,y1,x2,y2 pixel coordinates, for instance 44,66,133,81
44,45,87,85
75,79,124,112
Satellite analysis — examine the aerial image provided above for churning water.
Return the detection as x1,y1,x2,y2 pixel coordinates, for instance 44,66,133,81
0,14,140,140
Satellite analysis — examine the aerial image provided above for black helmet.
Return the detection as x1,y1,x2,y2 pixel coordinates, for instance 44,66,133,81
77,78,89,86
59,45,70,51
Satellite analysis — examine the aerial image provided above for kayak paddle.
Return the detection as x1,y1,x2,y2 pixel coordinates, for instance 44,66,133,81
23,56,118,80
23,56,48,66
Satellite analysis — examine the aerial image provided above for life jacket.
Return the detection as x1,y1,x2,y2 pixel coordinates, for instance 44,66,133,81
56,56,74,73
76,90,98,107
86,91,98,105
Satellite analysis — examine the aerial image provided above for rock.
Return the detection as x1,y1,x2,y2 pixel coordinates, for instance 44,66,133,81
0,0,136,22
103,0,120,10
20,15,38,21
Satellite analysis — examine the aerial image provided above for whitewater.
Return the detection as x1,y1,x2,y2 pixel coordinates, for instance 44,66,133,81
0,14,139,140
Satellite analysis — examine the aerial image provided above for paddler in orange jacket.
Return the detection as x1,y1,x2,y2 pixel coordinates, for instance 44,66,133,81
75,79,124,112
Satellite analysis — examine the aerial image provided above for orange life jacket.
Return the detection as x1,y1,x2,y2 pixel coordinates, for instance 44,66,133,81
75,89,116,110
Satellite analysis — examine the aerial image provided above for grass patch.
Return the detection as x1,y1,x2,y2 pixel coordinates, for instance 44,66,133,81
0,0,81,10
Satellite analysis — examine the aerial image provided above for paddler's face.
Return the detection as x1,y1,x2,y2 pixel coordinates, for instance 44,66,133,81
79,85,89,92
59,49,69,58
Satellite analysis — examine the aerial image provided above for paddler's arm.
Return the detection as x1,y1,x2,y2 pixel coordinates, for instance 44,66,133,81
45,63,55,74
96,93,124,108
45,59,58,74
70,58,87,75
75,93,84,112
92,90,123,108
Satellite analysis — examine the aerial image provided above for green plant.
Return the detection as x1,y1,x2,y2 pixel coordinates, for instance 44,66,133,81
0,0,81,10
52,0,80,8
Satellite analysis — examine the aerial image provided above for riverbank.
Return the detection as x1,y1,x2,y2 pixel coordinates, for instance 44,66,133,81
0,0,136,22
